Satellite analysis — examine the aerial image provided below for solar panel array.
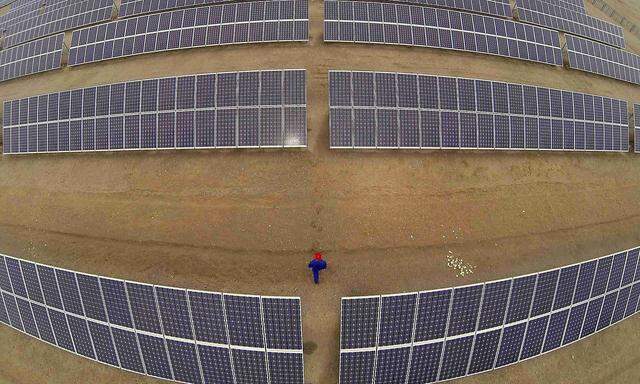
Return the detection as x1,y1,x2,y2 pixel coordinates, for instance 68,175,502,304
339,247,640,384
1,69,307,154
68,0,309,66
566,35,640,85
515,0,625,48
329,71,629,152
0,253,304,384
635,104,640,154
0,0,113,49
0,34,64,83
324,1,563,67
538,0,586,14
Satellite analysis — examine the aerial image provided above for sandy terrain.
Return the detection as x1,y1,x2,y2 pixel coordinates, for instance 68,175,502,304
1,0,640,383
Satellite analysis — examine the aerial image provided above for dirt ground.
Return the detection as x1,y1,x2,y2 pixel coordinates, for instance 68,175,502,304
1,0,640,383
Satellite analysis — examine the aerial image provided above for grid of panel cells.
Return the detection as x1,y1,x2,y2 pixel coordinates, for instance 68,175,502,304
0,0,113,49
515,0,625,48
324,1,563,66
0,34,64,83
635,104,640,154
329,71,629,152
566,35,640,85
537,0,586,14
0,253,304,384
68,0,309,66
339,247,640,384
1,69,307,155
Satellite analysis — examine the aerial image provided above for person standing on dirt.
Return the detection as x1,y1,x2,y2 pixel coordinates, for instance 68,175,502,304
308,252,327,284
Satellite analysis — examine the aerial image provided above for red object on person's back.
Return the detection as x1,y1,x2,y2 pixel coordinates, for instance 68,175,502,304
314,252,323,260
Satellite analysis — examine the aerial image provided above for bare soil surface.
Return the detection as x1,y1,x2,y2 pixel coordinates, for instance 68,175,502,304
1,0,640,383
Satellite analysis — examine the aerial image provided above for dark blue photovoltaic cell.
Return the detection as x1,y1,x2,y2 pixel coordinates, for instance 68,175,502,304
447,285,483,336
506,275,536,323
592,257,613,297
138,333,173,380
375,347,410,384
520,315,549,359
580,297,604,338
76,274,107,322
439,336,473,381
262,297,303,350
341,297,379,349
554,265,579,310
188,291,228,344
626,283,640,317
596,292,618,331
542,309,569,352
563,302,587,345
407,342,442,384
468,329,501,374
5,257,28,298
48,308,75,352
414,289,451,341
126,282,162,334
112,327,145,373
225,295,264,348
67,315,95,359
56,270,84,316
531,270,560,316
31,303,56,344
88,321,119,367
19,261,44,303
16,297,39,337
378,294,416,346
166,340,202,384
0,257,13,293
268,352,304,384
2,294,22,329
478,280,511,330
612,286,631,324
232,349,268,384
621,249,639,286
196,346,233,384
340,351,375,384
495,322,526,367
607,252,627,292
155,286,193,339
100,278,133,328
574,260,597,303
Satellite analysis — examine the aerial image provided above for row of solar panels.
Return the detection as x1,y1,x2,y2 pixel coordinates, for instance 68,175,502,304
566,34,640,86
0,0,113,49
0,33,63,83
328,71,631,152
1,69,307,154
1,0,113,48
120,0,513,19
324,1,564,66
0,253,304,384
0,0,635,87
339,247,640,384
68,0,310,66
515,0,625,48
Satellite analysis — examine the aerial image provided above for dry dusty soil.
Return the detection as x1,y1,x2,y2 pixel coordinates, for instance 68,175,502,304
1,0,640,383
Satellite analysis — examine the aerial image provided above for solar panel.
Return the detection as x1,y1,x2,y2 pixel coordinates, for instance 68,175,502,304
3,70,307,155
515,0,625,48
325,1,562,66
340,246,640,383
567,35,640,85
0,34,64,82
635,104,640,153
328,71,628,152
0,251,306,383
70,0,308,66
